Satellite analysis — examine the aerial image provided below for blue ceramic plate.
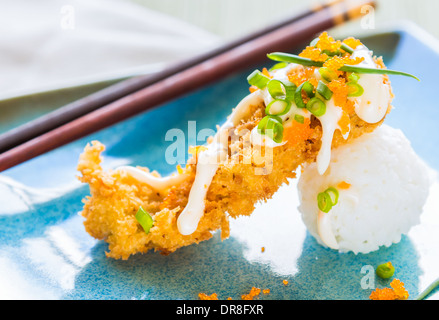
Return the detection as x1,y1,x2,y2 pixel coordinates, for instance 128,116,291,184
1,23,438,300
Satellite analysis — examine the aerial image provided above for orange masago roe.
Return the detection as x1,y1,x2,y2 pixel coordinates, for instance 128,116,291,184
369,279,409,300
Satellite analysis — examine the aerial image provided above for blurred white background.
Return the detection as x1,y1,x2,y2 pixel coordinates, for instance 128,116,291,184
1,0,438,98
132,0,439,40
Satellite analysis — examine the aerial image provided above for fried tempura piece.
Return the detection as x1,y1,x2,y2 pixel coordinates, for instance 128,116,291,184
77,32,395,259
77,98,383,259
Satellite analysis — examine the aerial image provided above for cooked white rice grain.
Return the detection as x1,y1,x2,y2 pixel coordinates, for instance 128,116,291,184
297,124,431,254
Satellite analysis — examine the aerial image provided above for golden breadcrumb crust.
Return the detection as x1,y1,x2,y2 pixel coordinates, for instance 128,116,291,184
77,96,386,260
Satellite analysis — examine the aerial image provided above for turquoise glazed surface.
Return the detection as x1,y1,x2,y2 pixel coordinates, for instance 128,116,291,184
0,25,438,300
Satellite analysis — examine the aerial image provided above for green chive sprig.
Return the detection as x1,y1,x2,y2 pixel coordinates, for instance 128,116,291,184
266,52,420,81
415,277,439,300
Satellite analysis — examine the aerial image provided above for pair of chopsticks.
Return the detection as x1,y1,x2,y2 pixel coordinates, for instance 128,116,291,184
0,0,375,172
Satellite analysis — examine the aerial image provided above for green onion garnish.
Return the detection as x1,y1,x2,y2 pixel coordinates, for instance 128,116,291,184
348,72,360,82
340,43,354,54
267,79,287,99
257,115,284,143
285,84,297,101
135,206,153,234
317,191,333,213
316,80,333,100
267,79,296,101
325,187,339,206
258,115,282,132
317,186,340,213
265,99,291,116
269,62,288,72
247,69,270,89
306,97,326,117
294,114,305,124
347,82,364,97
266,52,420,81
375,262,395,279
294,81,314,108
319,67,338,82
265,118,284,143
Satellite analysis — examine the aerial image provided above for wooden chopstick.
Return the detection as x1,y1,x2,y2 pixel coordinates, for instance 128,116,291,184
0,0,348,154
0,0,375,172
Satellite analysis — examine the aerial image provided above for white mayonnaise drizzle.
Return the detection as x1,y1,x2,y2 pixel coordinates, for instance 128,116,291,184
176,142,228,235
350,45,392,123
176,91,264,235
316,99,347,175
115,166,188,194
317,210,339,250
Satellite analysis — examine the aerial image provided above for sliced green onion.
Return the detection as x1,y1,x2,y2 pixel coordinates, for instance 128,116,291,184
258,116,284,143
267,52,420,80
317,80,333,100
294,114,304,124
375,262,395,279
257,115,284,143
347,82,364,97
285,84,297,101
267,79,297,102
247,69,270,88
294,81,314,109
348,72,360,83
269,62,288,71
340,43,354,54
317,191,333,213
265,117,284,143
306,97,326,117
257,115,282,131
318,67,338,82
265,99,291,116
267,79,287,99
135,206,153,234
325,187,339,206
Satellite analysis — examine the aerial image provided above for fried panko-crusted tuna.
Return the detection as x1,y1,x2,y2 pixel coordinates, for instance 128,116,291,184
77,32,394,259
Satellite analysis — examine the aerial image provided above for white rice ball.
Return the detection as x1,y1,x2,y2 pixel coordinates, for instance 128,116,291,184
297,124,431,254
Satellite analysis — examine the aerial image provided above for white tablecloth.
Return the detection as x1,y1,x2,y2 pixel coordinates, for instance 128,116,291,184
0,0,221,98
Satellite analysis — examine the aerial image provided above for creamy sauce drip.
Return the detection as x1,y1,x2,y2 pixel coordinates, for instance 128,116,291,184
115,166,187,193
316,99,346,175
350,45,392,123
176,91,264,235
317,210,339,250
177,142,228,235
